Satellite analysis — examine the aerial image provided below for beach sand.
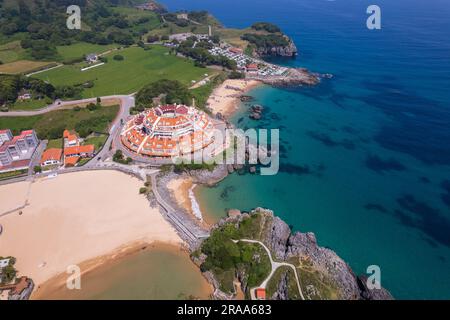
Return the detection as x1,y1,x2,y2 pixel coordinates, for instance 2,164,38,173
207,79,262,117
0,180,30,216
167,177,194,215
0,170,182,288
167,176,210,226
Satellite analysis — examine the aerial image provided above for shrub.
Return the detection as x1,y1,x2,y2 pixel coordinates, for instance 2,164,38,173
86,103,99,111
139,187,148,194
113,54,124,61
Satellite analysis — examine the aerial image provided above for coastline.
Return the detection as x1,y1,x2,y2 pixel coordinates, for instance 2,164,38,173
32,241,213,300
206,79,262,117
0,170,183,289
166,175,219,227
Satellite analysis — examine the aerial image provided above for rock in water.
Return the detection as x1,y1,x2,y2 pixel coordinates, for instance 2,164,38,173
227,209,241,218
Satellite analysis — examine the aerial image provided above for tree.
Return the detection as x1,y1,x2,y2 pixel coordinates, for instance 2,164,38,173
135,79,192,108
34,165,42,173
147,35,160,43
113,54,124,61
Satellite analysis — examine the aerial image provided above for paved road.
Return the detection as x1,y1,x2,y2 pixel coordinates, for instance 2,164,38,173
0,95,130,117
233,239,305,300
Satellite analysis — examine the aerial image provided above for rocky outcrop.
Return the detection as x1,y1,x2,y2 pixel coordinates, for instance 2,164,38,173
249,105,263,120
285,230,360,300
257,208,393,300
189,164,229,186
205,208,393,300
357,276,394,300
254,38,298,58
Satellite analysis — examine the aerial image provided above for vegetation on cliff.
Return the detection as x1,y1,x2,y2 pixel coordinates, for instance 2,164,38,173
199,209,393,300
199,214,272,295
250,22,281,33
241,33,290,50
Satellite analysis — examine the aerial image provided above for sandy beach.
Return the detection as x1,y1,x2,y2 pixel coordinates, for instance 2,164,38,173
207,79,262,117
0,170,182,289
167,176,209,225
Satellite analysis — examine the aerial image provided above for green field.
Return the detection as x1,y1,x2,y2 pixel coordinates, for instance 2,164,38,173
10,98,50,111
34,46,212,98
0,105,119,140
84,134,108,151
56,43,119,62
0,40,119,66
46,138,63,149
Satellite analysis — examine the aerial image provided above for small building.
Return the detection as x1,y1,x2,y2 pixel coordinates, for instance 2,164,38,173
40,148,63,166
17,93,32,101
63,130,80,147
86,53,98,64
176,13,188,20
255,288,266,300
246,63,259,73
67,134,79,147
64,145,95,159
229,47,243,54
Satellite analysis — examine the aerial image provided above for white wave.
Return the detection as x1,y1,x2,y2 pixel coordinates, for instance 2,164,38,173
189,184,203,221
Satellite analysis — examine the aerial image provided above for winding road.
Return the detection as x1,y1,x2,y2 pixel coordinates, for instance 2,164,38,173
233,239,305,300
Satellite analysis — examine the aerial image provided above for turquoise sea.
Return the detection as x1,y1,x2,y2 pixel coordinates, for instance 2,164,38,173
161,0,450,299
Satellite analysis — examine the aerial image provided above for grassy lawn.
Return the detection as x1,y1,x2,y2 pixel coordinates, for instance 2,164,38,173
46,138,63,149
0,60,56,74
9,98,50,111
42,164,59,171
34,46,212,98
0,169,27,181
83,134,108,151
0,105,119,140
56,43,119,62
111,7,161,33
191,73,226,112
77,158,91,167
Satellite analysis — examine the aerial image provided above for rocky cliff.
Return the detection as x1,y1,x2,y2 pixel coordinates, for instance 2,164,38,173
199,208,393,300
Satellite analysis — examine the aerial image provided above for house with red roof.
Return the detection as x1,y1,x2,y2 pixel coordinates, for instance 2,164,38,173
41,148,63,166
64,145,95,167
255,288,266,300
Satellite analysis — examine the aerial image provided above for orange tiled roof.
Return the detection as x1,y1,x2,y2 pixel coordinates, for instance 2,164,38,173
41,148,62,163
67,134,78,143
255,288,266,299
64,156,80,166
63,130,70,138
64,145,95,156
